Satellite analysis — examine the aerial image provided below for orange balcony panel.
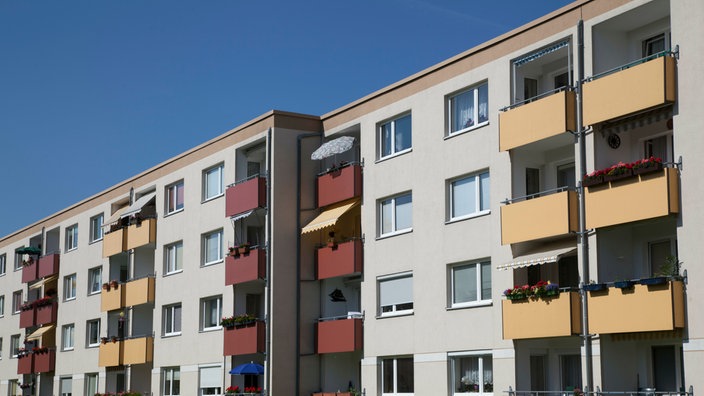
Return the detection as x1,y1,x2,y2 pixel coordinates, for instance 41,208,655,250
17,354,34,375
20,308,35,328
35,302,57,326
313,393,353,396
499,90,576,151
588,280,684,334
317,240,363,280
123,277,155,307
38,253,60,278
583,55,676,126
22,261,38,283
226,177,266,218
317,164,362,208
34,349,56,373
317,318,363,354
223,321,266,356
501,191,578,245
585,168,679,229
225,249,266,286
502,291,581,339
103,228,126,257
99,340,123,367
123,336,154,365
101,283,125,312
126,218,157,250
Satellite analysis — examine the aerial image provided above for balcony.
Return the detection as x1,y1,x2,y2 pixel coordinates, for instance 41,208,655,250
123,276,155,307
499,90,576,151
17,354,33,375
501,191,578,245
101,283,125,312
225,248,266,286
103,227,126,257
126,218,157,250
226,177,266,218
317,164,362,208
585,168,679,229
223,321,266,356
317,318,363,354
22,260,38,283
34,349,56,373
317,240,363,280
35,302,57,326
502,291,581,339
588,280,684,334
98,340,123,367
583,55,676,126
123,336,154,365
38,253,60,278
20,307,35,328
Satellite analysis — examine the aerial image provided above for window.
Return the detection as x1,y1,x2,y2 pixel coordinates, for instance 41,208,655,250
450,353,493,395
11,334,20,357
0,337,2,359
202,230,223,266
165,242,184,274
649,239,675,276
0,295,4,317
163,367,181,396
0,253,6,275
560,355,582,392
62,324,75,350
60,377,73,396
449,172,490,221
64,274,77,301
382,357,414,395
14,248,23,270
164,304,182,336
450,261,491,308
90,214,104,243
203,164,224,201
379,273,413,316
200,296,222,331
86,320,100,347
380,193,412,236
9,380,20,396
379,113,412,159
12,290,22,314
643,134,673,163
166,181,185,214
557,163,576,190
448,82,488,135
643,33,668,57
85,373,99,396
66,224,79,251
199,366,222,396
88,267,102,295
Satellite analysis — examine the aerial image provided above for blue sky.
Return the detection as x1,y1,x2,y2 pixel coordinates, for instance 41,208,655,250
0,0,573,238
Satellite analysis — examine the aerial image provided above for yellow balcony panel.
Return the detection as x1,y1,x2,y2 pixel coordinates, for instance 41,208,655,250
123,277,155,307
103,228,126,257
588,280,684,334
583,55,676,126
98,341,123,367
101,283,125,312
585,168,679,229
123,336,154,365
499,90,576,151
502,291,581,339
501,191,578,245
126,218,157,250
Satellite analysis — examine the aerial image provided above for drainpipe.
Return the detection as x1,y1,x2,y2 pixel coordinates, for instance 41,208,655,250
264,127,272,395
576,19,594,393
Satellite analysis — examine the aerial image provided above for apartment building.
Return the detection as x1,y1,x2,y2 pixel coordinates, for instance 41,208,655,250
0,0,702,395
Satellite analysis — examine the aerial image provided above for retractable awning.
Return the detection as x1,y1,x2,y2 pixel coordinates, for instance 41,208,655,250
301,200,359,234
231,209,255,222
26,325,55,341
514,40,570,67
29,274,58,290
497,245,577,271
104,205,129,227
121,192,156,218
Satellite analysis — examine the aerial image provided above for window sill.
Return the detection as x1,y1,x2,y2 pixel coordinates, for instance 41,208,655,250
445,121,489,140
89,237,103,245
200,327,222,333
88,291,101,297
201,193,224,204
164,270,183,277
66,247,78,253
376,311,414,319
162,333,182,338
64,297,76,302
445,210,491,225
376,148,412,164
376,228,413,241
447,300,492,311
62,348,74,352
201,260,223,268
164,208,184,218
87,343,100,348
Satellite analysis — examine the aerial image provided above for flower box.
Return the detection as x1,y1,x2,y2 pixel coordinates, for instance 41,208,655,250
582,175,605,188
639,276,668,286
584,283,607,292
633,162,663,176
614,280,636,289
603,168,633,182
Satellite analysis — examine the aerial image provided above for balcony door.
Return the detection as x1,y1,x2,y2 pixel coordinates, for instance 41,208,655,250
560,355,582,392
530,355,547,393
643,134,673,163
652,345,679,392
648,239,675,277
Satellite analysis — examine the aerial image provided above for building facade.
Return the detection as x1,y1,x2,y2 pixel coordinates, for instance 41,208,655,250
0,0,702,395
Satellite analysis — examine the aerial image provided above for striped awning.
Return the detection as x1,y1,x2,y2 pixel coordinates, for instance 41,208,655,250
26,325,55,341
29,274,58,290
301,200,359,234
514,40,570,67
497,246,577,271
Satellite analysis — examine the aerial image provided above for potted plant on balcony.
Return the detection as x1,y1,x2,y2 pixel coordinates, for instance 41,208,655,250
102,282,110,291
604,161,633,182
583,169,607,187
225,386,240,394
228,246,239,258
503,285,530,300
583,280,607,292
109,280,119,290
220,316,236,329
632,156,663,175
614,279,635,289
239,242,251,255
545,282,560,297
233,313,257,328
34,296,53,308
20,301,33,311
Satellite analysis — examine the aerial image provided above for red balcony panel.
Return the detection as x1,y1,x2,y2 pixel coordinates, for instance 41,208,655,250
38,254,60,278
35,302,58,326
317,318,363,354
225,249,266,286
317,164,362,208
22,261,38,283
17,354,33,375
34,349,56,373
223,321,266,356
20,308,36,328
317,240,363,280
225,177,266,217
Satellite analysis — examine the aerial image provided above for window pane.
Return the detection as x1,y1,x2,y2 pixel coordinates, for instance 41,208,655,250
397,357,414,392
380,276,413,310
381,123,392,157
481,262,492,300
480,172,490,211
395,194,412,231
451,90,474,132
382,359,394,393
205,232,221,263
173,305,182,333
381,199,393,234
478,83,489,123
453,264,474,304
452,177,473,218
205,166,222,199
394,115,412,152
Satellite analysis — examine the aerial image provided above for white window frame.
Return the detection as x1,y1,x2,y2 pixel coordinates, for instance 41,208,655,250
202,163,224,202
201,230,223,266
166,180,185,215
88,267,102,295
85,373,99,396
447,82,489,136
449,261,492,309
379,192,413,237
12,290,22,314
449,351,493,396
165,242,184,275
0,253,6,275
378,113,412,160
163,303,182,337
200,296,222,331
62,324,75,351
60,376,73,396
381,356,414,395
86,319,101,348
199,365,223,396
448,171,490,222
66,224,79,251
14,248,24,270
0,337,3,360
163,367,181,396
378,272,414,317
64,273,77,301
89,213,104,243
10,334,20,358
0,295,4,317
